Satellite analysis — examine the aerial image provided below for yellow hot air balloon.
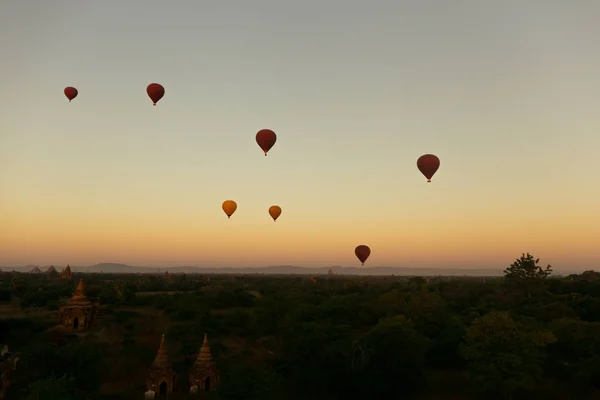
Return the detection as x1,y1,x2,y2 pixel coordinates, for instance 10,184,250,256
268,205,282,222
222,200,237,219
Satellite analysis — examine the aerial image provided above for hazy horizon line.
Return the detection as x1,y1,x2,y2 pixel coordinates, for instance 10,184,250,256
4,262,502,269
2,262,591,274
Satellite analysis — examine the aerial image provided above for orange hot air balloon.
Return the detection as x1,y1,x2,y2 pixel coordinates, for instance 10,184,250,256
222,200,237,219
256,129,277,156
417,154,440,183
64,87,78,102
355,245,371,265
146,83,165,106
268,205,282,222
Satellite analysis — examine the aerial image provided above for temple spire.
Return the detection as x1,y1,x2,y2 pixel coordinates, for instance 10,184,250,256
69,278,89,303
152,334,170,366
74,278,84,295
196,334,212,363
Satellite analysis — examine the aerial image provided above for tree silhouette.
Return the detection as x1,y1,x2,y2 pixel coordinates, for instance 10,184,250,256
504,253,552,282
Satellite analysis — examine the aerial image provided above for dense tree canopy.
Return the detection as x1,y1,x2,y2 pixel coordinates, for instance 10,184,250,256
1,254,599,399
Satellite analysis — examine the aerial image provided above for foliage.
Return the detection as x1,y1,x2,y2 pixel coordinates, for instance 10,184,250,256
359,315,430,396
504,253,552,282
25,374,77,400
2,256,600,399
217,365,280,399
459,311,556,398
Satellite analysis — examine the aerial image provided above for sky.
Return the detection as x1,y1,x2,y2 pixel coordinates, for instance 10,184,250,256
1,1,599,271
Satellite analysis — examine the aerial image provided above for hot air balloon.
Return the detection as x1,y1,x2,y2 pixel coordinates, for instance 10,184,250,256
64,87,78,102
146,83,165,106
256,129,277,156
268,205,282,222
417,154,440,183
222,200,237,219
355,245,371,266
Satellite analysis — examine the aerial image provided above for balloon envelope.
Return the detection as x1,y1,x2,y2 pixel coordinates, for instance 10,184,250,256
146,83,165,106
256,129,277,156
417,154,440,182
268,205,282,222
355,245,371,265
64,87,78,102
222,200,237,219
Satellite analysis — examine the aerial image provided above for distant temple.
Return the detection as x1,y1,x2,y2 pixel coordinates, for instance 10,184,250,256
163,270,172,279
46,265,60,280
0,345,20,399
146,334,177,396
189,334,219,394
29,267,41,274
328,268,334,276
60,265,73,280
57,279,98,330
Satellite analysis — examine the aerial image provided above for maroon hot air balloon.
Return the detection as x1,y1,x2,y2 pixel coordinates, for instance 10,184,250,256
64,87,78,102
355,245,371,266
146,83,165,106
417,154,440,183
256,129,277,156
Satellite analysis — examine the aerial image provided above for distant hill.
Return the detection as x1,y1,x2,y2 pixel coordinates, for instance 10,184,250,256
0,263,578,276
86,263,139,273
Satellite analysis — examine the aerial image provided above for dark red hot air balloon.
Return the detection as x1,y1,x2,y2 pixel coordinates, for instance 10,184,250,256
146,83,165,106
256,129,277,156
64,87,78,102
355,245,371,266
417,154,440,183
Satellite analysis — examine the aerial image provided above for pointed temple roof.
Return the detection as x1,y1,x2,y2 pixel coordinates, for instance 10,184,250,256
68,278,90,305
63,265,72,273
152,334,170,366
195,334,213,364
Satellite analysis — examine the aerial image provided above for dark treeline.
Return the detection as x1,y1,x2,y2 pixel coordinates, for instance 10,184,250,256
1,253,600,399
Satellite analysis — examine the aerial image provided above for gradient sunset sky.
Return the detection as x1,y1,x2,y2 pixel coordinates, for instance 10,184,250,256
1,1,599,271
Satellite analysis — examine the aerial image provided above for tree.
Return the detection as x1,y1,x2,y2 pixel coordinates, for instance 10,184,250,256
10,276,28,296
548,318,600,390
459,311,556,399
26,374,76,400
0,289,11,302
217,365,280,400
359,315,430,397
281,321,354,396
504,253,552,282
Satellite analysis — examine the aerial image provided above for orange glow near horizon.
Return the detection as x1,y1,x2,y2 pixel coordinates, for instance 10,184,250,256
2,200,599,270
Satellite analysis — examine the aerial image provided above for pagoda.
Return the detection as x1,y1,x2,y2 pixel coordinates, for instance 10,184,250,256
189,334,219,394
146,334,176,396
60,265,73,280
46,265,60,280
57,279,98,330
